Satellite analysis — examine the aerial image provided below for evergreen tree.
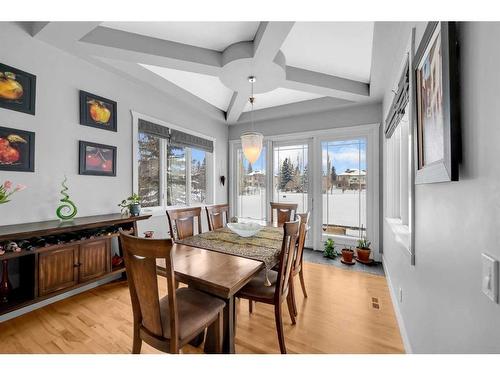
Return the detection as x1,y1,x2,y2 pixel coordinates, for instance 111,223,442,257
279,157,294,191
330,165,337,191
247,162,253,174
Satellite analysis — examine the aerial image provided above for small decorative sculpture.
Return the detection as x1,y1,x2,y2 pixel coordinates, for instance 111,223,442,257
56,176,78,221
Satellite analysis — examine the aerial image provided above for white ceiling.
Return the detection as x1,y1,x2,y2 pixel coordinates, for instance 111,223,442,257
281,22,374,83
132,22,373,118
140,64,234,110
34,21,374,124
102,21,260,51
242,88,323,112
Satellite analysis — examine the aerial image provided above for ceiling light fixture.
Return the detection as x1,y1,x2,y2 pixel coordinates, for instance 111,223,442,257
240,76,264,165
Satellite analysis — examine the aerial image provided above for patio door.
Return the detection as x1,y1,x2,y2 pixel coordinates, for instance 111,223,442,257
272,139,313,245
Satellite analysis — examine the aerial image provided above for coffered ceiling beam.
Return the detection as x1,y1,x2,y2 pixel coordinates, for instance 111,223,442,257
79,26,223,77
253,21,295,60
31,22,102,46
283,66,370,101
226,91,249,124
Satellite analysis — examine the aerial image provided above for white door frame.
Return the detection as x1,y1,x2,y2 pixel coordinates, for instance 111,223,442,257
229,123,380,258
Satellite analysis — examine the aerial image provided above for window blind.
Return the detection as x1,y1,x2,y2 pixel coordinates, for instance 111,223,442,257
138,119,214,153
170,129,214,153
138,119,170,139
385,58,409,138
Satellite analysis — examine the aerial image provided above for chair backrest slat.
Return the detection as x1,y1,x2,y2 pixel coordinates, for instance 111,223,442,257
205,204,229,231
294,212,310,271
119,231,178,346
166,207,202,240
275,221,300,301
270,202,298,227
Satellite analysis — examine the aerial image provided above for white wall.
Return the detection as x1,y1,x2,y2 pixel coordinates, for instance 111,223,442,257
376,22,500,353
0,22,228,234
228,102,381,140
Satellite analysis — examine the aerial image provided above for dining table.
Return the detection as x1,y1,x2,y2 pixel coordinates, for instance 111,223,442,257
157,222,284,354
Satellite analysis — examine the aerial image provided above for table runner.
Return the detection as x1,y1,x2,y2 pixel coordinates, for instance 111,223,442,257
176,226,283,270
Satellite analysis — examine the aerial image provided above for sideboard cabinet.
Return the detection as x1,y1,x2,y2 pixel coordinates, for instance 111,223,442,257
0,213,151,316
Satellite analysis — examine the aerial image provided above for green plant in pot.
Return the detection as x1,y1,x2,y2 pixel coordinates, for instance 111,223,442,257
118,193,142,216
323,238,337,259
341,246,355,264
356,227,372,262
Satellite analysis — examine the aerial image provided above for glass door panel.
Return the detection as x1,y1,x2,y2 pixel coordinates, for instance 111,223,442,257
236,147,267,220
273,143,309,213
321,138,367,239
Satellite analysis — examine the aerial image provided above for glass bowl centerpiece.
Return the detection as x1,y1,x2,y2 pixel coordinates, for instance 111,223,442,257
227,222,262,238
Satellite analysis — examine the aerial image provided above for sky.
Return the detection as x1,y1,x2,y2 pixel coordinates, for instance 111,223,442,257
322,139,366,175
239,139,366,176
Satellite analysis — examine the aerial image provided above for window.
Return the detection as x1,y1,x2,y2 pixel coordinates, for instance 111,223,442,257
386,106,410,224
138,132,161,207
385,55,411,227
273,143,309,214
135,116,213,209
321,138,367,238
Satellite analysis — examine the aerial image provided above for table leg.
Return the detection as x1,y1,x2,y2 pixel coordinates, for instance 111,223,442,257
205,295,235,354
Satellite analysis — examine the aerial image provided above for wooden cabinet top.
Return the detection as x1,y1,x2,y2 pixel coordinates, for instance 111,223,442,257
0,213,152,241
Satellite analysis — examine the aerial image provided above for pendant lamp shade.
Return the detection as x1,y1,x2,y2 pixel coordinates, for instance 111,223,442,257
241,131,263,165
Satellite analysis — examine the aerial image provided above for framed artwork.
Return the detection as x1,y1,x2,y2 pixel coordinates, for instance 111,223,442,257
79,141,116,176
413,22,460,184
79,90,117,132
0,63,36,115
0,126,35,172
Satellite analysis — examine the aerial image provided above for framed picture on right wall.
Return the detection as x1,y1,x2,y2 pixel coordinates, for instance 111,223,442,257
413,21,461,184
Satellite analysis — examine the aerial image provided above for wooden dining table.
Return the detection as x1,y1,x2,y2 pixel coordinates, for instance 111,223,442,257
158,223,284,354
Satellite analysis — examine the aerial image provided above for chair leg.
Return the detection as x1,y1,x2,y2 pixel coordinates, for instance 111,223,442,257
274,304,287,354
216,311,223,353
299,268,308,298
290,276,298,317
132,324,142,354
286,293,296,325
249,299,253,313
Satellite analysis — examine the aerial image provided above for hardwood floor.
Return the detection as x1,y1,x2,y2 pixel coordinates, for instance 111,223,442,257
0,262,404,354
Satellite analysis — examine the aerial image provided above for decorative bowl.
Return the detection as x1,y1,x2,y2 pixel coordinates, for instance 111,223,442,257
227,222,262,238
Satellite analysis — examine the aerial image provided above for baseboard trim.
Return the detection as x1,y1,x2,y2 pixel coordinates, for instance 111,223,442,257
0,274,122,323
382,255,413,354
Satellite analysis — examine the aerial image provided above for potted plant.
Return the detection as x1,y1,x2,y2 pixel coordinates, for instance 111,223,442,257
356,229,372,262
118,193,142,216
341,246,355,264
323,238,337,259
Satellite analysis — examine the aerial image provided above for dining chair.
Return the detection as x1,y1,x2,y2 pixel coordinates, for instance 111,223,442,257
236,220,300,354
166,207,202,241
205,204,229,231
119,230,225,354
289,212,310,317
270,202,298,227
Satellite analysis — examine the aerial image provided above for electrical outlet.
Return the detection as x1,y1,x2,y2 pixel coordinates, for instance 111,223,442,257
482,253,498,303
398,287,403,303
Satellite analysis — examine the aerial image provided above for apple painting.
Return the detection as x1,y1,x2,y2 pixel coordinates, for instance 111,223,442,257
0,63,36,115
0,126,35,172
79,91,117,132
0,72,24,101
0,134,26,165
88,99,111,124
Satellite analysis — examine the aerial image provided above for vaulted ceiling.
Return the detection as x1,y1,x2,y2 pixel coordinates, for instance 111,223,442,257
30,21,375,125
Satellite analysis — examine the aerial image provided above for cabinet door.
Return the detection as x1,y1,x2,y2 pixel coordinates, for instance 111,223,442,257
79,239,111,283
39,245,79,296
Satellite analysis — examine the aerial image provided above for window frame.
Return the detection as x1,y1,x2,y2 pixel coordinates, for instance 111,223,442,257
132,111,215,216
384,29,416,264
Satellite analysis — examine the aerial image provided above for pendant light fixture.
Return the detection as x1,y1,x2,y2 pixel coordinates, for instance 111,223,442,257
240,76,263,165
